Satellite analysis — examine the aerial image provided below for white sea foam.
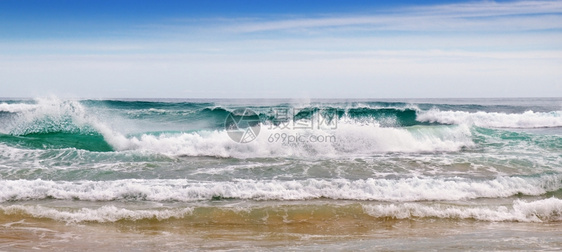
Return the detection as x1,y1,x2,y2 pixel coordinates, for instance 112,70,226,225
1,205,192,223
1,98,94,135
362,197,562,222
417,109,562,128
0,103,39,113
103,123,473,158
1,175,559,202
1,198,560,223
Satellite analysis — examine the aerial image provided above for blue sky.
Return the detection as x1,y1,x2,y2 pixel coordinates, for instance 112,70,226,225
1,0,561,98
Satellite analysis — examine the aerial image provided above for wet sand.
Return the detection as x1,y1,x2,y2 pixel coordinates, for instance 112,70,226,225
2,213,561,251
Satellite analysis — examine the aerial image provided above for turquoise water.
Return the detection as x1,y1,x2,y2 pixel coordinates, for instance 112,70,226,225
0,97,561,250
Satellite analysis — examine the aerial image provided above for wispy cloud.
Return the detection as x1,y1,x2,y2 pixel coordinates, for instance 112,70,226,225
226,0,562,33
1,1,560,98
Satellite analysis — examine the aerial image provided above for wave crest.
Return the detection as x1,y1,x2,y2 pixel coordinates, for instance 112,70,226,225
418,109,562,128
1,175,559,202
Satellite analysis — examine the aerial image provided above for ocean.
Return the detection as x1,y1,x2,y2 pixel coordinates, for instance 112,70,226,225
0,97,561,250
